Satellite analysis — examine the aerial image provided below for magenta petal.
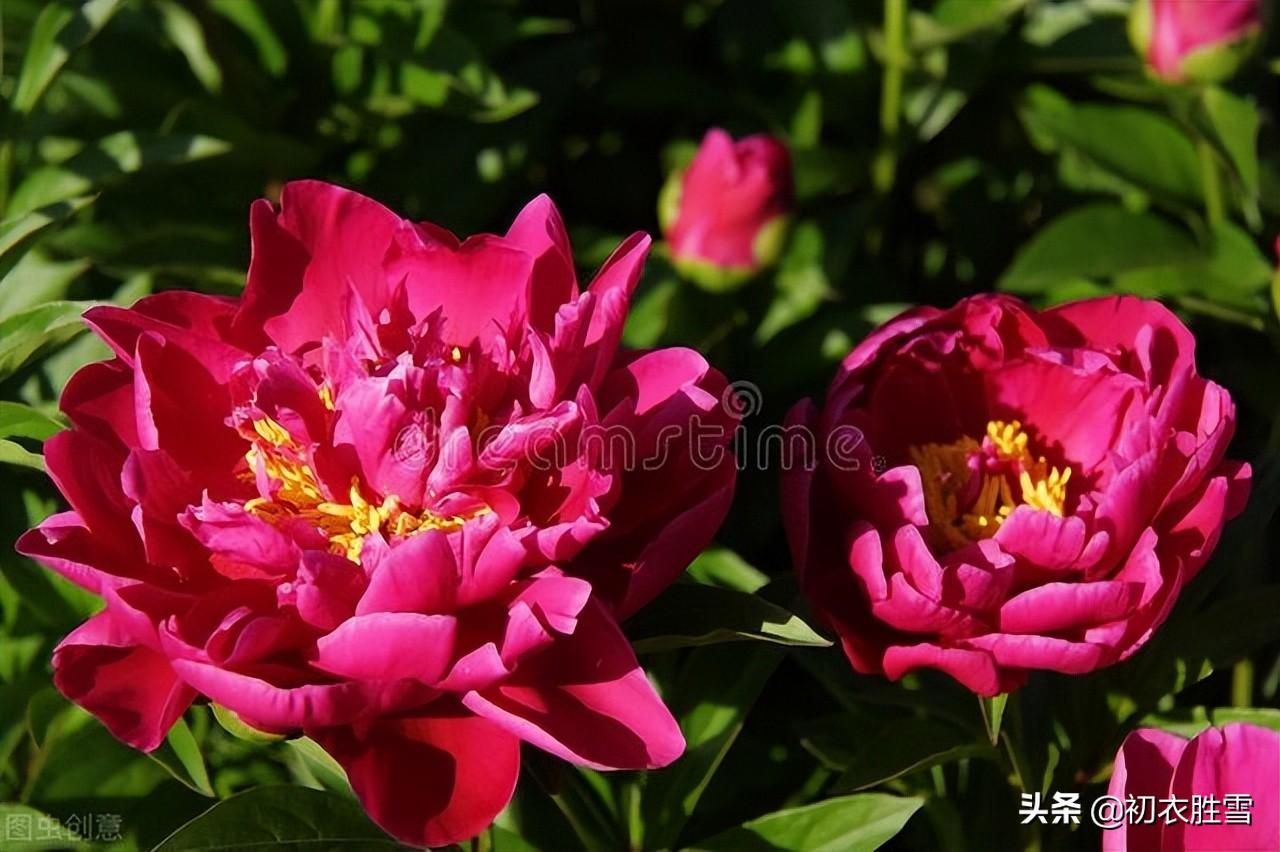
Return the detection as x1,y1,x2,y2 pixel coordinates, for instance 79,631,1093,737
576,232,651,389
261,181,403,352
167,657,435,731
53,612,195,751
1104,728,1189,852
882,643,1004,697
1165,723,1280,851
17,511,120,594
962,633,1109,674
314,708,521,848
464,598,684,770
504,194,576,330
998,580,1143,634
314,612,458,684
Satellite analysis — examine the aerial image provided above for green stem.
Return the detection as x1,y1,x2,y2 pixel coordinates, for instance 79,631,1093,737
622,775,643,852
873,0,907,194
1196,136,1224,228
1232,659,1254,707
0,140,12,215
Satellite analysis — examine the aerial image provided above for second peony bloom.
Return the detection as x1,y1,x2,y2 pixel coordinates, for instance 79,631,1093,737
783,294,1249,696
18,182,740,847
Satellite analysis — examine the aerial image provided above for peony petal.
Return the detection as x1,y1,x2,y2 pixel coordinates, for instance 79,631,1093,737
53,611,195,752
313,707,521,848
167,656,435,732
1165,723,1280,851
998,580,1143,634
464,598,684,770
314,612,458,684
1104,728,1188,852
881,643,1007,697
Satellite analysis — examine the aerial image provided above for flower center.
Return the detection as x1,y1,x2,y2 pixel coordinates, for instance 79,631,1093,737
908,419,1072,552
241,415,484,563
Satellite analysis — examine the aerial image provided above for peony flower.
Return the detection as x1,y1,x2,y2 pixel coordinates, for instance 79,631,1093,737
1129,0,1261,83
782,294,1249,696
17,181,739,847
1104,723,1280,850
658,128,793,291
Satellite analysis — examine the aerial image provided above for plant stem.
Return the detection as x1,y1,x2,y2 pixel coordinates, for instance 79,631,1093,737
873,0,907,194
1232,659,1254,707
1196,136,1224,228
622,775,644,852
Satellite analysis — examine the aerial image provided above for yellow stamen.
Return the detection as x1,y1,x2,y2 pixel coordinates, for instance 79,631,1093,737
240,418,486,563
910,419,1072,551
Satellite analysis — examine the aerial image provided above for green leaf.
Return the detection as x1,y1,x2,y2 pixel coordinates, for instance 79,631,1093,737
208,0,289,76
25,709,167,802
0,198,94,282
522,753,620,851
210,702,285,744
626,583,829,654
688,793,924,852
9,0,124,117
1112,221,1272,306
285,736,354,797
685,546,770,593
1117,585,1280,717
148,718,214,797
1199,86,1260,193
980,694,1008,746
155,1,223,93
911,0,1026,50
0,252,90,319
0,300,96,382
0,403,64,441
835,717,996,792
642,645,784,850
1211,707,1280,732
154,787,405,851
999,204,1200,293
9,132,231,215
0,804,89,851
1020,86,1203,204
0,440,45,471
1139,706,1280,739
757,220,830,344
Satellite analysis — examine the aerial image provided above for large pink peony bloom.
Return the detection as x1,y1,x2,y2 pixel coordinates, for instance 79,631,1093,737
1104,723,1280,850
17,181,739,847
659,128,793,290
782,294,1249,696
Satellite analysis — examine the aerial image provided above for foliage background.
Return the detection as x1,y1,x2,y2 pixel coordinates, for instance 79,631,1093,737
1,0,1277,849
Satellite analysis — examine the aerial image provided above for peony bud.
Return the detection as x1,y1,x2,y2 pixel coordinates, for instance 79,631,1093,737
1129,0,1262,84
659,128,793,291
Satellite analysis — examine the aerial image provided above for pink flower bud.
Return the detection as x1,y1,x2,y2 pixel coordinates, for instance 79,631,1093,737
1130,0,1262,83
660,128,793,291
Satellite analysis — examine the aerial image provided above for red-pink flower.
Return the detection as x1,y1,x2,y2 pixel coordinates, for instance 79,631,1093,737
659,128,793,290
1105,723,1279,850
1131,0,1261,82
18,181,739,847
782,295,1249,696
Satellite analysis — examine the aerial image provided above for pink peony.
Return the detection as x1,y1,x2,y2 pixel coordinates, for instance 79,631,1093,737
1131,0,1261,82
17,181,739,847
782,294,1249,696
659,128,793,290
1104,723,1280,850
